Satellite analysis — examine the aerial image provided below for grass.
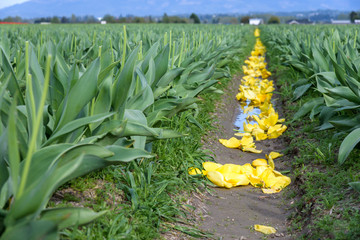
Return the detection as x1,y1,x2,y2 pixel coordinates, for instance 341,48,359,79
266,44,360,240
46,30,256,240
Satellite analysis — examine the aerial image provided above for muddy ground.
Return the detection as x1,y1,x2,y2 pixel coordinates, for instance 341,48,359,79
198,74,293,240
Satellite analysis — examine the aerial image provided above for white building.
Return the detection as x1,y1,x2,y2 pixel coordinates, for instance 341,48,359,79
331,19,351,24
249,18,264,25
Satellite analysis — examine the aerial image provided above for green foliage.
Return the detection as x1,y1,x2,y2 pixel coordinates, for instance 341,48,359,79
0,23,250,239
240,16,250,24
262,25,360,165
190,13,201,24
265,29,360,239
267,16,280,24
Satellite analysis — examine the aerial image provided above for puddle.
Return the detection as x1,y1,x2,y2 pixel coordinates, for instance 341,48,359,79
234,100,261,131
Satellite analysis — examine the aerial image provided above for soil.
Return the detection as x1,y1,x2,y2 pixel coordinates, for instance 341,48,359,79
198,74,293,240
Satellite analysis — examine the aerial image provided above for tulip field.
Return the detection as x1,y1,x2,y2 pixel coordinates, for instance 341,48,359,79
0,24,251,239
0,22,360,239
261,25,360,239
262,25,360,190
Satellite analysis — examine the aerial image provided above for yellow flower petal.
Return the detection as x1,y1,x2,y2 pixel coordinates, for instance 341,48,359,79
244,123,259,133
261,169,278,188
224,182,234,189
266,152,283,160
264,113,278,127
254,132,268,141
252,158,268,167
217,164,242,174
271,175,291,192
242,147,262,153
254,225,276,234
254,166,268,177
278,118,285,123
268,156,275,170
244,106,254,114
207,171,225,187
253,115,266,130
203,162,222,172
219,137,241,148
240,163,255,175
234,132,251,137
240,135,254,147
247,173,264,187
223,173,250,186
188,167,202,175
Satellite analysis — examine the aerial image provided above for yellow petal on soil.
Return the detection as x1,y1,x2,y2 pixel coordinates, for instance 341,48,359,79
252,127,264,134
264,113,278,127
254,132,268,141
252,158,268,167
223,173,250,186
278,118,285,123
254,165,268,177
268,156,275,170
271,175,291,192
234,132,251,137
267,131,281,139
267,124,282,134
240,135,254,147
224,181,234,189
236,92,244,101
253,115,266,130
279,125,288,133
261,169,278,188
273,169,283,176
219,137,241,148
247,173,264,187
242,147,262,153
188,167,203,175
243,123,259,133
217,164,242,174
254,225,276,234
203,162,222,172
240,163,255,175
266,152,283,160
207,171,225,187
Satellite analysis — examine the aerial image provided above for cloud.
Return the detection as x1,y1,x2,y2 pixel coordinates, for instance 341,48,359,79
179,0,201,5
161,1,170,8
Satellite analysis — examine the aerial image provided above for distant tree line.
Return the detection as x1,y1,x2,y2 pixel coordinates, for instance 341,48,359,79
0,12,203,24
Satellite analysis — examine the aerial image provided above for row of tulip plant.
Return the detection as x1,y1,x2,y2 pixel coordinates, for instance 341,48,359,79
261,25,360,192
0,24,250,239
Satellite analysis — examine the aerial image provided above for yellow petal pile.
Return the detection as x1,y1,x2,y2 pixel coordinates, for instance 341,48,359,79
220,28,287,150
189,29,291,194
188,152,291,193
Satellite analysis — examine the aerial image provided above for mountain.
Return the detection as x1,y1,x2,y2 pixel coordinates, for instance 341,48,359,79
0,0,358,20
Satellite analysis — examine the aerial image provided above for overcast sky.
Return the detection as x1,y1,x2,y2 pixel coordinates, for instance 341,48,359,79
1,0,360,13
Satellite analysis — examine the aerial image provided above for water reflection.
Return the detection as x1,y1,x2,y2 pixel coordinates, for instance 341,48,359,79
234,100,261,131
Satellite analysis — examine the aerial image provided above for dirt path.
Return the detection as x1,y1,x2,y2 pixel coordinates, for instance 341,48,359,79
198,74,292,240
